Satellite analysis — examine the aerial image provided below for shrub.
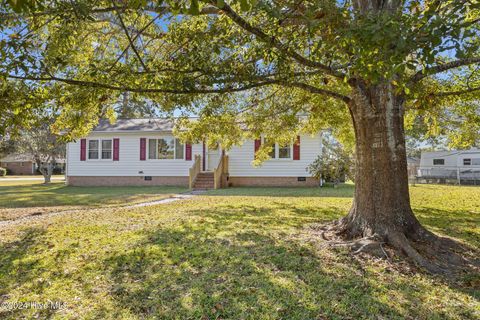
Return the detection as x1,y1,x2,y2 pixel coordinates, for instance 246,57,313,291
53,166,63,175
0,167,6,176
307,135,354,184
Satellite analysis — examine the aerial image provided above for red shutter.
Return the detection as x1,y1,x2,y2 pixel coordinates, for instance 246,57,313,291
293,136,300,160
80,139,86,161
140,138,146,161
254,138,261,153
113,138,120,161
185,143,192,160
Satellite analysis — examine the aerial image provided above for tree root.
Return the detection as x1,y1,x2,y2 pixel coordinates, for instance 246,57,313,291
388,230,443,274
308,221,480,277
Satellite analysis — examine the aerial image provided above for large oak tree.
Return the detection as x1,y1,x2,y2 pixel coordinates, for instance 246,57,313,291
1,0,479,271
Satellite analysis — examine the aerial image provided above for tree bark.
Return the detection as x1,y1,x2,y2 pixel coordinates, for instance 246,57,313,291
339,81,431,244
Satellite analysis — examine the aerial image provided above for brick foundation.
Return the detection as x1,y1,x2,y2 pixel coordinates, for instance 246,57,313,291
228,176,319,187
67,176,189,187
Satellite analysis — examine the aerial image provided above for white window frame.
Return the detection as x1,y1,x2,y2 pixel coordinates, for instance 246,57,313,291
262,137,293,161
147,137,185,160
87,139,113,161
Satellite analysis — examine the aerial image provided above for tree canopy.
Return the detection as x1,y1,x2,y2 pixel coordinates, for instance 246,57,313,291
0,0,478,150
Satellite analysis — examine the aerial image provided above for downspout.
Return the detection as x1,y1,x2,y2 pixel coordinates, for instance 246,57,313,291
65,143,69,185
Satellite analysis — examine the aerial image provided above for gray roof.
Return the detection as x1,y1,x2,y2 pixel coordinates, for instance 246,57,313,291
0,153,33,162
0,153,65,163
406,157,420,164
93,118,177,132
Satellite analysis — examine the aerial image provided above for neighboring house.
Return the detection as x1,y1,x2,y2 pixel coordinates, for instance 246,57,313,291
65,119,323,188
0,154,66,175
418,149,480,184
0,154,36,175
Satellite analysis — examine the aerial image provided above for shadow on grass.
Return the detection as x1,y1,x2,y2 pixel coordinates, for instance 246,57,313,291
204,184,355,198
101,228,406,319
415,207,480,248
0,228,59,319
96,204,476,319
0,184,187,209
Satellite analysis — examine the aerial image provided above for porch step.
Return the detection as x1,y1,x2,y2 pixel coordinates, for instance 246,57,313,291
193,172,214,190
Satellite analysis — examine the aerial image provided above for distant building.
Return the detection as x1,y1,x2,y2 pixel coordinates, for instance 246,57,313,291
406,156,420,179
0,154,65,175
418,149,480,184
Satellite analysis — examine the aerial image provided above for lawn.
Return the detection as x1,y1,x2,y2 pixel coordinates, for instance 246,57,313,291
0,180,188,221
0,183,478,319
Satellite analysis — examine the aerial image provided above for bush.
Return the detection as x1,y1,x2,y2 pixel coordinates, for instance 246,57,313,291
307,136,354,184
0,167,5,176
53,166,63,175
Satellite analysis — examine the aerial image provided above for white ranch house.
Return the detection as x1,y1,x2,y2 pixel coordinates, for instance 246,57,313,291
418,149,480,184
66,119,323,189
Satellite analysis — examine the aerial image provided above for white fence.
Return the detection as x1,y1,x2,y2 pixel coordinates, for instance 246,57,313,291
417,167,480,184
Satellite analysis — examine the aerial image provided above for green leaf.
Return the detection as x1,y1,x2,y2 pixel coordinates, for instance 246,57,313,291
189,0,199,15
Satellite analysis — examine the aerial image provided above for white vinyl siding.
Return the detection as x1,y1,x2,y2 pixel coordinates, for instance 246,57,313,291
67,132,202,177
228,133,322,177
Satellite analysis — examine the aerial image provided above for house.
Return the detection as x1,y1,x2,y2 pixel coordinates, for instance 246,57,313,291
418,149,480,184
0,153,66,175
65,119,323,188
0,154,36,175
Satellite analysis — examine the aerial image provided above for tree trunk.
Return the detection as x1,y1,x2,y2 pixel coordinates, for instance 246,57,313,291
339,81,433,248
43,169,51,184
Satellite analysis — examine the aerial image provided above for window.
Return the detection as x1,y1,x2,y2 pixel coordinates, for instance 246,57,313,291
264,139,276,158
472,158,480,166
102,140,112,159
88,140,99,159
464,158,471,166
433,159,445,165
175,139,184,159
88,139,112,160
262,138,292,160
278,144,291,159
148,138,184,160
20,162,25,167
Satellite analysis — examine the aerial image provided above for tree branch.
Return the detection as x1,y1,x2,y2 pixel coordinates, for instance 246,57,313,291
216,2,345,79
433,86,480,97
112,1,148,72
6,74,349,102
108,13,162,72
411,57,480,83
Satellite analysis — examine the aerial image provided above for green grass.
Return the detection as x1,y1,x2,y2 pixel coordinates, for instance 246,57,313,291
0,180,188,209
0,175,65,179
0,184,478,319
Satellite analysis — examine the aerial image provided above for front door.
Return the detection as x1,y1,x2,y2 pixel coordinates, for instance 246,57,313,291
206,144,221,171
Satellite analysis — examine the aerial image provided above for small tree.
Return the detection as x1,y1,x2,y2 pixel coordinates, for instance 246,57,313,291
308,135,354,186
14,118,65,184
